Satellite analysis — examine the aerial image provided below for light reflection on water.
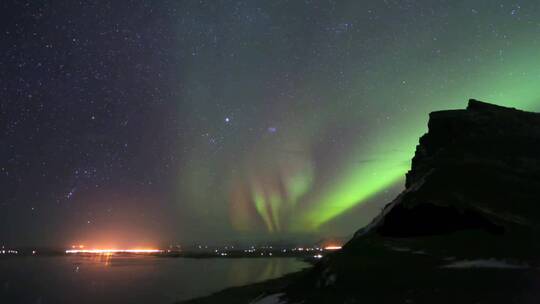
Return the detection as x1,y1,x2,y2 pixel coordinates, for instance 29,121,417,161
0,256,307,304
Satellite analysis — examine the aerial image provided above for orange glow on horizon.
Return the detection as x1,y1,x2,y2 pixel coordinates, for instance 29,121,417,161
65,249,163,254
324,245,342,250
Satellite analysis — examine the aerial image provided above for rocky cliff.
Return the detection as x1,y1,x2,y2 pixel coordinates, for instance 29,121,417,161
280,100,540,304
355,99,540,241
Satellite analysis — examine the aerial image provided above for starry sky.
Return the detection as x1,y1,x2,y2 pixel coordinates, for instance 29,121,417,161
2,0,540,247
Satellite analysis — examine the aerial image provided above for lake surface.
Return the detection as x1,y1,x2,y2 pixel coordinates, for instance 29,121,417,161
0,256,308,304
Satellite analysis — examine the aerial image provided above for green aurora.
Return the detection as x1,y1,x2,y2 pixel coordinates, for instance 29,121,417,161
175,1,540,240
8,1,540,247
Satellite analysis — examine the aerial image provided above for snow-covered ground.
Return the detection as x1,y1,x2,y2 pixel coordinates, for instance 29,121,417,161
441,259,529,269
250,293,287,304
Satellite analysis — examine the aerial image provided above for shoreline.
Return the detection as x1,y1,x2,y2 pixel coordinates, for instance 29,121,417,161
179,269,309,304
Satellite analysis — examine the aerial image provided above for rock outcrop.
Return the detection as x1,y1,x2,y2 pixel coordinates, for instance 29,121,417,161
282,100,540,304
354,99,540,242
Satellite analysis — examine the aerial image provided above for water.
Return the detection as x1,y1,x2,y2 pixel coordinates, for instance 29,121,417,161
0,256,307,304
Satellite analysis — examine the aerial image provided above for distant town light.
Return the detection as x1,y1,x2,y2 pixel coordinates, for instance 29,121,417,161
324,246,342,250
65,249,163,254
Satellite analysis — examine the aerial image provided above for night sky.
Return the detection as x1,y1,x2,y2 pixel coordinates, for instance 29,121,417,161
2,1,540,247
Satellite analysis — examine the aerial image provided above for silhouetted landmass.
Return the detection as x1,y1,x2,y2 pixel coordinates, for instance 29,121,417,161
183,100,540,304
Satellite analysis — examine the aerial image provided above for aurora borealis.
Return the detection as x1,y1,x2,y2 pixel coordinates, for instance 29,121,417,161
3,1,540,246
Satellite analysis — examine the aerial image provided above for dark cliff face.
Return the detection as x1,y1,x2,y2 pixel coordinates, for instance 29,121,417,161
360,99,540,240
281,100,540,304
407,100,540,189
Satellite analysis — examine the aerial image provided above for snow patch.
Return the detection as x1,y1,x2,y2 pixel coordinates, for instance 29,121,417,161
441,259,529,269
250,293,287,304
317,266,337,288
324,274,337,286
386,245,426,255
388,246,411,252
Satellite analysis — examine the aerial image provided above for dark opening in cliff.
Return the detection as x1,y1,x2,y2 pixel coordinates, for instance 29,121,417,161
376,203,505,237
